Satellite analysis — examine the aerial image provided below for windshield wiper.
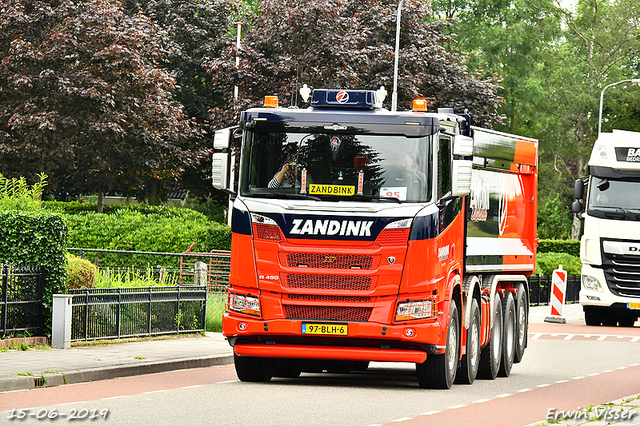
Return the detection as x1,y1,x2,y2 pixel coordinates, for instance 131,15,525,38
351,194,403,204
250,192,321,201
593,207,633,220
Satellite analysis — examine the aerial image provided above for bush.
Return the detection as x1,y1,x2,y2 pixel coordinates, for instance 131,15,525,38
538,239,580,257
62,206,231,267
66,253,97,289
535,252,582,275
0,173,46,212
0,211,68,337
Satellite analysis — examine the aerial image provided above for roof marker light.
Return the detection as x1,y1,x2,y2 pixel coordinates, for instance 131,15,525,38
412,99,427,112
264,96,278,108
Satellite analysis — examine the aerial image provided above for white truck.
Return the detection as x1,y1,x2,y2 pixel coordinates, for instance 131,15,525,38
573,129,640,326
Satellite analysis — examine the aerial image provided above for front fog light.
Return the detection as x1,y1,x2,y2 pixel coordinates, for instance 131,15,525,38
582,275,603,292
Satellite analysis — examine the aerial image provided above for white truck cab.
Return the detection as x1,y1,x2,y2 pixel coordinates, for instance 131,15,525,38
573,130,640,326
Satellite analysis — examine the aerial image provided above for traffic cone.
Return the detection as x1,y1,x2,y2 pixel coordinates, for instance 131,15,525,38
544,265,567,324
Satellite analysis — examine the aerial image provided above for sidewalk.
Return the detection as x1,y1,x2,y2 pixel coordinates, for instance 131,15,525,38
529,302,584,324
0,332,233,393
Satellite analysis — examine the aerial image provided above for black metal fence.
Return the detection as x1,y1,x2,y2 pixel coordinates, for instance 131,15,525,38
68,286,207,341
528,274,581,305
1,264,45,337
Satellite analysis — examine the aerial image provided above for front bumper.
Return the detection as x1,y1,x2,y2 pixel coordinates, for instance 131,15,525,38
223,314,443,363
580,264,640,308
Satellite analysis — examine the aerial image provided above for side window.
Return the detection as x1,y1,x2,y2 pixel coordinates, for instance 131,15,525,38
438,134,452,199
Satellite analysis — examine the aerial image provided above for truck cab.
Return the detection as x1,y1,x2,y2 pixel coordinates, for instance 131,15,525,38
573,130,640,326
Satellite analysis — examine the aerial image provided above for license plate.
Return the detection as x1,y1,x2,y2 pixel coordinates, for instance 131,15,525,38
302,323,348,336
628,303,640,310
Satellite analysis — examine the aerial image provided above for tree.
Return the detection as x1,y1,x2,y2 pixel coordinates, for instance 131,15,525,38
432,0,561,135
544,0,640,238
433,0,640,239
204,0,504,129
0,0,200,211
122,0,247,201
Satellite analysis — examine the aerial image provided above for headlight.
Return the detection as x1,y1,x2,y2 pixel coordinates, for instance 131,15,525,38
376,218,413,245
395,299,435,321
227,291,261,316
251,213,283,242
582,275,603,292
384,218,413,229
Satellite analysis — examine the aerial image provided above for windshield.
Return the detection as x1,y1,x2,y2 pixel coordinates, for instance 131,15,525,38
239,132,432,203
587,177,640,220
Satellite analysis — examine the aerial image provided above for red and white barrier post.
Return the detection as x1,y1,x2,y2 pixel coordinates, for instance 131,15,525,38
544,265,567,324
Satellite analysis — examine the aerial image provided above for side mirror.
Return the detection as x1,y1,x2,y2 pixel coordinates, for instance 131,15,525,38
453,135,474,157
212,127,238,196
451,159,472,197
214,128,231,149
571,200,584,214
212,152,230,190
573,179,585,200
451,134,474,197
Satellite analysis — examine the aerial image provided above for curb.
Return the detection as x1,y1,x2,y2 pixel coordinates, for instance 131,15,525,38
0,354,234,393
0,337,49,349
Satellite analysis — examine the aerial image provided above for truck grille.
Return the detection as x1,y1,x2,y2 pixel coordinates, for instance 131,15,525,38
602,242,640,298
283,305,372,321
279,252,379,270
282,273,376,291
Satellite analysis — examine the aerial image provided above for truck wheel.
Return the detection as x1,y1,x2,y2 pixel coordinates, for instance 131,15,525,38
514,283,528,364
417,301,459,389
498,292,516,377
478,293,502,380
584,307,602,326
234,354,273,382
455,298,480,384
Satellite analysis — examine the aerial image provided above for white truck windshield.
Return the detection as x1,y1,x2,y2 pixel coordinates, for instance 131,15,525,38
588,177,640,219
239,132,432,203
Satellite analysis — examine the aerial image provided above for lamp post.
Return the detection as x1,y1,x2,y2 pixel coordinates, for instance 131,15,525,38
391,0,403,112
598,78,640,136
234,22,243,101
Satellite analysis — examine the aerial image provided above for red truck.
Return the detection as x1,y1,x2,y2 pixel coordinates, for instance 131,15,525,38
212,88,538,388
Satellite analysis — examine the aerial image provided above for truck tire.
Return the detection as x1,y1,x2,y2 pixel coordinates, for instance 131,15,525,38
455,298,480,384
234,354,273,382
514,283,528,364
498,292,516,377
417,301,460,389
478,293,502,380
584,307,602,326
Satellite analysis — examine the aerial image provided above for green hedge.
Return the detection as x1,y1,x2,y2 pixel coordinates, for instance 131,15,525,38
534,252,582,275
0,211,68,337
61,206,231,267
43,201,209,218
537,239,580,257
